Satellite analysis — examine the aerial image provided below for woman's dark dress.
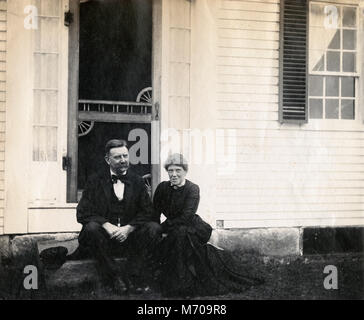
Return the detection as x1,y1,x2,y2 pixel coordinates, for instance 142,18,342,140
153,179,263,297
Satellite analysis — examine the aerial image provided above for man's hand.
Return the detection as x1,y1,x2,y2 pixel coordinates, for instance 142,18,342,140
102,222,119,237
103,223,135,243
111,225,136,243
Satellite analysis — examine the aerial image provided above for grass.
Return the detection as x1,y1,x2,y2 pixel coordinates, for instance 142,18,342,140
1,252,363,300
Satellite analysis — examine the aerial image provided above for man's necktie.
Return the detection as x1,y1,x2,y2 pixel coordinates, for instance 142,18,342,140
111,174,127,184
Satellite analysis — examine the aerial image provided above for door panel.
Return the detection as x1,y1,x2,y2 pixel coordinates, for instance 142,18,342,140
67,0,157,202
30,0,68,205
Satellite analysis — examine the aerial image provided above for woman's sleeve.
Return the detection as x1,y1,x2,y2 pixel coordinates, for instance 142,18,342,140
169,184,200,226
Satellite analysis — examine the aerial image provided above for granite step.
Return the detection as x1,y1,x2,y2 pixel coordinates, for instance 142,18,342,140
44,258,127,290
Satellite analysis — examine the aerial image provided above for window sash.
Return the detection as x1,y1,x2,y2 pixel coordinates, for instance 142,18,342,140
308,1,359,120
309,2,359,76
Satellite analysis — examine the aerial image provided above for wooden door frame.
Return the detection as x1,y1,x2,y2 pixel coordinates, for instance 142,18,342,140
67,0,79,203
67,0,162,202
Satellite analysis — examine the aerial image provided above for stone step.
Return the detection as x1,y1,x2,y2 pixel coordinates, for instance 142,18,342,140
36,239,130,291
45,258,127,290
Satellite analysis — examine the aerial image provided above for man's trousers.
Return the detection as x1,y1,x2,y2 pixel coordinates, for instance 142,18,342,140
78,221,163,285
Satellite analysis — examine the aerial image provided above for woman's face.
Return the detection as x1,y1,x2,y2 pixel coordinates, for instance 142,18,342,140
167,165,187,186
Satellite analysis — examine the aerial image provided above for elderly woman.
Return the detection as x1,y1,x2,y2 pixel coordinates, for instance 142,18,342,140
153,154,263,297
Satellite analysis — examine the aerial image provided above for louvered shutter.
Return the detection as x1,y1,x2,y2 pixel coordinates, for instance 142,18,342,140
279,0,308,123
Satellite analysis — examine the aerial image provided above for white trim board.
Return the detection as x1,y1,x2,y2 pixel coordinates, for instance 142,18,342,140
28,208,81,233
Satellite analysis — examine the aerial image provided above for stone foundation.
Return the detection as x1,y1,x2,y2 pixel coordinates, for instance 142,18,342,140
209,228,301,256
1,227,364,259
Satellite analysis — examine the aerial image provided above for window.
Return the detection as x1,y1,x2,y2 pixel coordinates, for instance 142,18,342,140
279,0,360,124
308,3,358,120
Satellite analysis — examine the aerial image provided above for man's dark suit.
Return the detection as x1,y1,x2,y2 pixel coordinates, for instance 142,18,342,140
76,167,162,286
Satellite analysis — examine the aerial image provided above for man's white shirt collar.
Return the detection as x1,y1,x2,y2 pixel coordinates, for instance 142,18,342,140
110,169,126,201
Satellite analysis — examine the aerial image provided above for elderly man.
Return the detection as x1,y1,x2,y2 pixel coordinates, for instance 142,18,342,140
76,139,162,294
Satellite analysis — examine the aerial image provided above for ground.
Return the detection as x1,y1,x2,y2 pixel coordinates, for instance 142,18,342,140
2,252,362,300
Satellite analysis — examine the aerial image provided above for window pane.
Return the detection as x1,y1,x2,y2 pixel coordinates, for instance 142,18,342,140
33,126,57,161
309,75,323,96
341,99,355,119
343,30,356,50
312,53,325,71
35,18,60,52
326,76,339,97
33,90,58,125
341,77,355,97
343,52,355,72
33,0,60,16
342,7,356,28
328,30,340,50
325,99,339,119
310,4,325,27
34,53,59,89
309,99,323,119
327,51,340,71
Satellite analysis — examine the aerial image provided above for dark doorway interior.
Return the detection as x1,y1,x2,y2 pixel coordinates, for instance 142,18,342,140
77,0,152,191
79,0,152,101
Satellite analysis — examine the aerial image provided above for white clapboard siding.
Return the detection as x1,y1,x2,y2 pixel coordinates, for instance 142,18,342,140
216,128,364,139
218,74,279,85
218,109,278,120
216,188,364,197
216,203,364,214
218,10,279,21
223,0,279,4
216,195,364,205
216,154,364,164
222,136,364,148
218,47,279,59
218,29,279,41
217,119,364,130
218,57,279,68
217,212,364,221
218,66,279,76
0,0,6,235
218,103,278,112
217,19,279,32
221,0,279,12
220,217,364,229
219,38,279,50
218,83,279,93
217,145,364,156
215,1,364,228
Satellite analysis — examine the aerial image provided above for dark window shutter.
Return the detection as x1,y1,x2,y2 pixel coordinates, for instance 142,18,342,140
279,0,308,124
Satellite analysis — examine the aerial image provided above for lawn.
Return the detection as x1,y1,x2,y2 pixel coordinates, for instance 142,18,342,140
2,252,361,300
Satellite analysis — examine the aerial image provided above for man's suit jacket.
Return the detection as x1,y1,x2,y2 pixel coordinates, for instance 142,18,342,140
77,167,155,227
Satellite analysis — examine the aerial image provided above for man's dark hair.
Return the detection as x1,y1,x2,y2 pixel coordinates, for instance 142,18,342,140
105,139,128,155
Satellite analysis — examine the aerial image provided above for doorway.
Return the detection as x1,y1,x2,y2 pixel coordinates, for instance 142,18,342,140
67,0,158,202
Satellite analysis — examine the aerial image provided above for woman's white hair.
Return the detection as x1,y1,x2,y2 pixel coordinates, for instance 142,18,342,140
164,153,188,172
